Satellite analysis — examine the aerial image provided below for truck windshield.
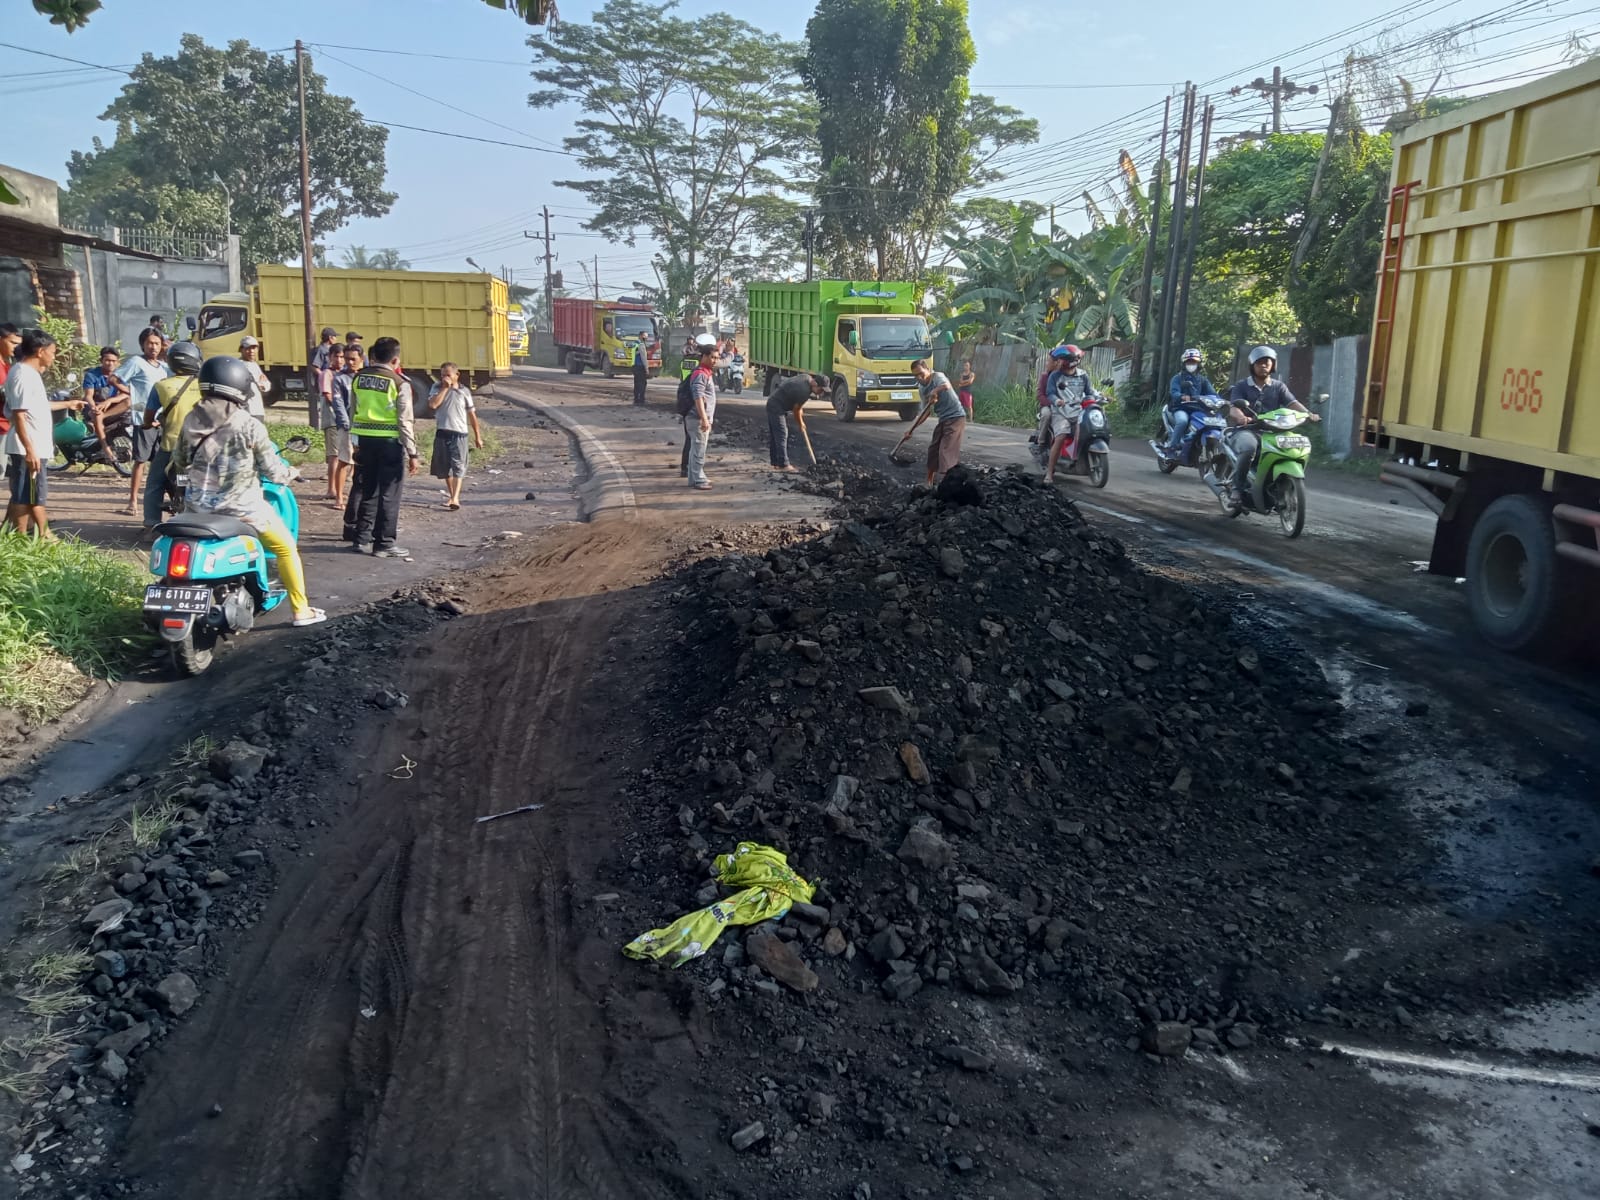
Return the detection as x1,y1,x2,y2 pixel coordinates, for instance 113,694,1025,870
859,316,931,359
614,313,657,341
198,305,248,342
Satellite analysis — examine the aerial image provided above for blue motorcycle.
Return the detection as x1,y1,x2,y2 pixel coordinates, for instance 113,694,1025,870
1151,395,1229,475
142,436,310,676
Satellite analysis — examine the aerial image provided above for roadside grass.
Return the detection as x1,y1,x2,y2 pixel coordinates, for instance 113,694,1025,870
174,732,220,770
970,383,1038,428
49,832,111,884
1309,424,1388,478
19,988,92,1021
26,951,90,988
127,798,181,853
0,535,149,723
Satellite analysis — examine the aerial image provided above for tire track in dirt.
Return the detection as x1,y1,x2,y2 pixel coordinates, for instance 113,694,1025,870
119,518,706,1199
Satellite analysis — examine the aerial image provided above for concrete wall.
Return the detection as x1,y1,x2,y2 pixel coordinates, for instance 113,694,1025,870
71,232,240,349
1,165,63,230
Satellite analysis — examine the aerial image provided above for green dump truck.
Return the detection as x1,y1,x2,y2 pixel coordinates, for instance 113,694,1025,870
746,280,932,421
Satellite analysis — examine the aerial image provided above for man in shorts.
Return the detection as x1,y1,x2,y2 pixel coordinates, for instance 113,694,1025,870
328,342,358,507
4,330,78,537
909,359,967,485
426,362,483,510
320,342,347,500
116,327,169,517
82,346,132,462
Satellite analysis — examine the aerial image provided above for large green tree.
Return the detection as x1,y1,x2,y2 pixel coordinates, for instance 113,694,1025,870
34,0,553,31
802,0,978,279
1192,127,1392,342
529,0,813,325
61,36,394,271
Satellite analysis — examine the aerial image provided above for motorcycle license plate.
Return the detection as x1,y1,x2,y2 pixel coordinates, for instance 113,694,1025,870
143,585,211,614
890,391,913,400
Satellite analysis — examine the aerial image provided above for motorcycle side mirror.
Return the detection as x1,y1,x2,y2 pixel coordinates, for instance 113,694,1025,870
1101,378,1114,388
65,371,80,385
283,436,312,453
186,316,197,332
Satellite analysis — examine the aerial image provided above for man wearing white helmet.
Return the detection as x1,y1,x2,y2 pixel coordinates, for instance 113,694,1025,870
1154,348,1216,459
1224,346,1318,511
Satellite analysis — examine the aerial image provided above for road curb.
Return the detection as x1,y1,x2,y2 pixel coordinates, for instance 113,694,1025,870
498,385,637,522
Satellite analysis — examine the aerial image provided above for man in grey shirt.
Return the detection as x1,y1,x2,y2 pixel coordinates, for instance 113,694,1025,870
427,362,484,510
907,359,967,485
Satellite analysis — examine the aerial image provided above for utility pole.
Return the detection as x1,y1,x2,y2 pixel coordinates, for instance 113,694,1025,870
1156,83,1196,397
294,40,318,428
1174,101,1214,364
802,208,816,282
593,254,599,301
525,208,556,330
1133,92,1172,396
1232,67,1317,134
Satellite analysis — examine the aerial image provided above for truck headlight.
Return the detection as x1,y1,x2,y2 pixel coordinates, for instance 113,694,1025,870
857,369,881,388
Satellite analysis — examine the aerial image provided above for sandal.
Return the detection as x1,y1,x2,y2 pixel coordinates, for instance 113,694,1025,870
114,506,135,516
292,608,328,628
447,502,461,511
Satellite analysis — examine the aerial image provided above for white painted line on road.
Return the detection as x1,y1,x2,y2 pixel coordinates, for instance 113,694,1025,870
1078,501,1146,526
1294,1037,1600,1091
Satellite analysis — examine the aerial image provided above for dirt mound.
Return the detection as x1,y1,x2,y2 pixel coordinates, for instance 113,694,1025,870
626,465,1437,1045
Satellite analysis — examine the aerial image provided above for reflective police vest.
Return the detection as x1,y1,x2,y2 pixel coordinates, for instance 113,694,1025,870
351,366,403,438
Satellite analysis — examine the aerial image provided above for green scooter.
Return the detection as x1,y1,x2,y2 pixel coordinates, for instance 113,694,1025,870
1201,407,1316,538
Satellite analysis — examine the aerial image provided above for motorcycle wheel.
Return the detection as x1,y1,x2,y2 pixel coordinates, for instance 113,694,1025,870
1088,451,1110,489
107,432,134,478
171,627,217,676
1275,475,1307,538
1156,454,1179,475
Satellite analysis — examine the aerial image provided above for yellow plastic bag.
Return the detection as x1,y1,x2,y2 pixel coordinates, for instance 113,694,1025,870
623,842,815,967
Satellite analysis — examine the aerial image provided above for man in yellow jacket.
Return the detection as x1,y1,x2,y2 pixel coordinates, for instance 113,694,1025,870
348,336,419,558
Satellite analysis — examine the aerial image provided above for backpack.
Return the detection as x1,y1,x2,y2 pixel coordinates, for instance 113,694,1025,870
675,370,698,416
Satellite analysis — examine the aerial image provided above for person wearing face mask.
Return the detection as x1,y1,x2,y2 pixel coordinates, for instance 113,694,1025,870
1154,348,1217,460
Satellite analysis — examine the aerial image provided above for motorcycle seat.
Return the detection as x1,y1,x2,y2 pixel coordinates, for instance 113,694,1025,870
156,513,258,540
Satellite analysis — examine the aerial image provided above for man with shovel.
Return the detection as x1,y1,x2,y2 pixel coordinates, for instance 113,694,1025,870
895,359,967,485
767,373,824,472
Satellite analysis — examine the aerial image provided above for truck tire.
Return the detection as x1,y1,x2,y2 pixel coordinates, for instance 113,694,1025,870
1466,494,1572,653
762,369,775,398
832,381,857,423
602,357,615,379
555,347,568,369
896,404,919,421
566,354,584,375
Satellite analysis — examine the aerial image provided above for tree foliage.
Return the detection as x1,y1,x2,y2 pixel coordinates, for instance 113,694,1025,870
61,36,394,271
529,0,813,325
802,0,978,278
1192,128,1392,341
341,246,412,271
35,0,551,32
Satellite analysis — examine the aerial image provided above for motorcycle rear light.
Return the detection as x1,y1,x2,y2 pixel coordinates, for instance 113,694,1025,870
162,618,186,629
169,540,194,578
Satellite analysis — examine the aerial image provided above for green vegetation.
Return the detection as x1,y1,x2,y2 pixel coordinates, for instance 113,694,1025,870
0,536,148,723
969,383,1039,429
26,951,91,989
264,416,505,468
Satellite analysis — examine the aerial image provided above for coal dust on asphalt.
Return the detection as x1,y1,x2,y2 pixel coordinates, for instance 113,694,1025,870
2,372,1597,1200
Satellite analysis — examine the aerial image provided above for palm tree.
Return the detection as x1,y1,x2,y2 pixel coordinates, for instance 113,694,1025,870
341,245,411,271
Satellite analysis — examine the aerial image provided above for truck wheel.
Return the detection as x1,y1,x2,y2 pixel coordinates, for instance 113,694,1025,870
896,405,919,421
567,355,584,375
762,369,775,398
832,382,857,423
1466,494,1572,653
555,348,567,369
602,358,615,379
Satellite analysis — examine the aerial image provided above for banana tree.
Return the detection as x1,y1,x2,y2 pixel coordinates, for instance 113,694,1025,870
935,213,1078,345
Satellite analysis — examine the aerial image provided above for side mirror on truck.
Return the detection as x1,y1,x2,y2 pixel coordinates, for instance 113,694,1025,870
186,316,197,332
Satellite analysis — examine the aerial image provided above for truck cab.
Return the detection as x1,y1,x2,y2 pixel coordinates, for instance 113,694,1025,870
195,293,253,360
597,309,662,375
508,308,527,358
831,313,932,420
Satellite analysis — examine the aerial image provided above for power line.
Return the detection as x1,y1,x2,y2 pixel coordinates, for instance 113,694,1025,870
366,118,575,156
308,42,530,66
0,39,132,74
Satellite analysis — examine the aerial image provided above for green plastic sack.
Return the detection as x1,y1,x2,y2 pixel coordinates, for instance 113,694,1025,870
623,842,815,967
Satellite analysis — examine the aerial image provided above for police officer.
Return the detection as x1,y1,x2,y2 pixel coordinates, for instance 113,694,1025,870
348,336,419,558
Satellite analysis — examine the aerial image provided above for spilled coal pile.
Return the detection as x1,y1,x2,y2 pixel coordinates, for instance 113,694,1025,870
626,466,1436,1050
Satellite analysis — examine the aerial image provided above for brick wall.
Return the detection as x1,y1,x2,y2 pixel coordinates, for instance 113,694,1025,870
36,263,85,333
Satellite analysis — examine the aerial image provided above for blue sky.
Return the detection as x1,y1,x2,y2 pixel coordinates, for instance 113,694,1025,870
6,0,1597,296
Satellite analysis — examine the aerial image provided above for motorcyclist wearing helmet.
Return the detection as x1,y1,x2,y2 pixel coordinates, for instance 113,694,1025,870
173,357,326,627
1042,345,1100,482
1155,348,1218,459
1223,346,1318,511
1032,346,1071,448
141,340,203,533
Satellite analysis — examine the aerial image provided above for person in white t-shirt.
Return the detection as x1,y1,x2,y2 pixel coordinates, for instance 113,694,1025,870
4,330,82,537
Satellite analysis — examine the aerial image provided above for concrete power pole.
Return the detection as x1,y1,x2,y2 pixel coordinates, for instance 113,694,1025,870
294,40,318,428
525,208,556,330
1232,67,1318,134
1155,84,1196,396
1174,101,1215,362
1132,92,1172,396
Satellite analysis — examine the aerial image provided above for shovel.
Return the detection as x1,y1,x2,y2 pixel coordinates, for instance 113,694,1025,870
797,422,818,467
888,400,933,467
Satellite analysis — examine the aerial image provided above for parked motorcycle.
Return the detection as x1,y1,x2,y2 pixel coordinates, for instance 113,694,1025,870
1199,408,1314,537
47,376,135,478
1037,392,1112,488
1150,395,1228,476
143,437,311,676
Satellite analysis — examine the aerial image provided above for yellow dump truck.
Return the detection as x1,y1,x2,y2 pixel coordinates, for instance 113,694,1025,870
1365,57,1600,652
194,266,511,405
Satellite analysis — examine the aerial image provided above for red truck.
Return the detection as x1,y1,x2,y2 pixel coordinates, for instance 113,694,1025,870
553,298,663,377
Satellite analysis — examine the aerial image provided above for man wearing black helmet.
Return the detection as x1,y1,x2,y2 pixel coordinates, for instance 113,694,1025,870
174,357,325,627
141,340,203,533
